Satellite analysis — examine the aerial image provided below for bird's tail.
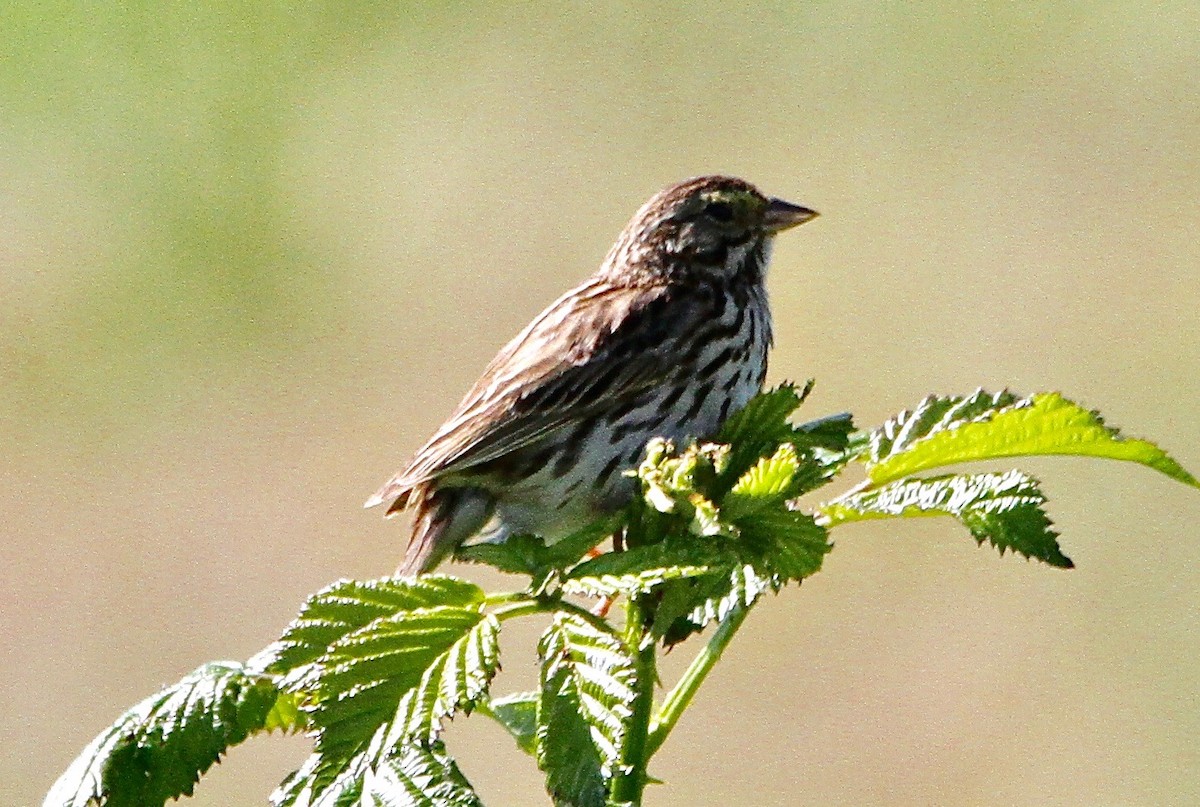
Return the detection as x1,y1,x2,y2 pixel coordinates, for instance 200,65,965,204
398,486,494,576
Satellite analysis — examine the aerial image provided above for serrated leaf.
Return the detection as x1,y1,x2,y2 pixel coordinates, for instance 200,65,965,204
652,509,827,646
268,576,486,675
309,606,486,765
866,391,1200,488
537,613,637,804
563,565,715,598
658,566,773,646
391,615,502,745
715,382,808,489
273,739,481,807
482,692,539,755
538,673,606,807
822,470,1073,567
696,565,774,624
360,743,483,807
865,389,1021,469
263,690,307,734
277,607,498,807
735,507,831,581
454,533,550,576
731,443,800,499
46,661,286,807
564,537,735,582
456,515,623,585
718,381,809,446
541,513,628,568
721,443,801,520
792,411,856,454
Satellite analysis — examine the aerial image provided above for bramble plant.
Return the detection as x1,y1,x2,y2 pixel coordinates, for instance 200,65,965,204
46,383,1198,807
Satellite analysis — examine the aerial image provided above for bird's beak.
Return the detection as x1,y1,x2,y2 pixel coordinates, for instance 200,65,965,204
763,198,818,233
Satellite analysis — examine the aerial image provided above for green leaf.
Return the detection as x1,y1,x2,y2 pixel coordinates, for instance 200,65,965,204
651,508,828,647
537,613,638,806
273,739,482,807
360,743,483,807
722,443,803,520
538,673,606,807
793,411,856,454
730,443,801,498
46,661,289,807
822,470,1073,568
276,609,497,805
865,391,1200,488
690,565,774,626
456,515,623,584
267,575,485,675
735,507,832,581
563,565,715,598
391,615,502,745
863,389,1021,471
540,514,628,568
482,692,539,755
564,536,733,583
657,565,773,646
613,412,835,646
455,533,551,576
308,605,486,765
715,382,808,490
718,381,809,449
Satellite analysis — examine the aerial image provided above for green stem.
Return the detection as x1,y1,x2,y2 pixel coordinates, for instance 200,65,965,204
608,596,657,806
488,594,615,634
644,604,750,760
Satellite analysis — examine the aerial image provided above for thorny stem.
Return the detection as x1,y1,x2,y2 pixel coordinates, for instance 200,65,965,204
608,595,657,807
645,603,750,760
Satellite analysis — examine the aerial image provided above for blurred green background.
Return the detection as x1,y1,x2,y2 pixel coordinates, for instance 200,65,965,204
5,3,1199,805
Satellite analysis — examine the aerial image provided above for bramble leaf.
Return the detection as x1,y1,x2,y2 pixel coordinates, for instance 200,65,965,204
735,507,831,581
273,738,482,807
391,615,502,745
792,411,857,454
863,389,1021,472
619,410,833,645
306,605,486,765
538,675,606,807
563,565,715,598
45,661,293,807
482,692,539,755
454,533,551,576
266,576,485,675
716,382,810,484
865,391,1199,488
722,443,804,519
822,470,1072,567
537,613,637,805
264,575,498,803
456,515,624,589
361,742,483,806
656,565,774,646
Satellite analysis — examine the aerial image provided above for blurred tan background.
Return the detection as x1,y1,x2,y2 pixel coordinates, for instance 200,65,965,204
4,3,1199,805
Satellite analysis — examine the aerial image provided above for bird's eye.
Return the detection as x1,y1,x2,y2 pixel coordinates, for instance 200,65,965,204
704,200,735,222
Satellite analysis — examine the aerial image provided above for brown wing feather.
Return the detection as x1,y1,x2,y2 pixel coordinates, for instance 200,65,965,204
366,277,678,510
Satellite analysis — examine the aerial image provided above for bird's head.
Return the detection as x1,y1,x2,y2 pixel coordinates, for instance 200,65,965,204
602,175,817,284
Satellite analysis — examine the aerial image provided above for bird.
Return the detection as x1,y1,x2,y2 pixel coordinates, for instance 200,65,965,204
366,175,817,576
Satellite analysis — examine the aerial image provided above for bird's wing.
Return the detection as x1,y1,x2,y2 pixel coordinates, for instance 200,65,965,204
366,278,683,509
